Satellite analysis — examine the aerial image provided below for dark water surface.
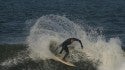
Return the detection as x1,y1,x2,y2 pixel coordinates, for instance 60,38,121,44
0,0,125,44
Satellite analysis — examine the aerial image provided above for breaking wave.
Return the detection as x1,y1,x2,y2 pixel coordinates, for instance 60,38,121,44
27,14,125,70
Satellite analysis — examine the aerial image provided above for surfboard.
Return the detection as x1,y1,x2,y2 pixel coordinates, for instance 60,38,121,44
53,56,76,67
49,43,75,67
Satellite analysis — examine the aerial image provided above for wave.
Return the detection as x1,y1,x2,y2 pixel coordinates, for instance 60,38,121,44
1,14,125,70
26,14,125,70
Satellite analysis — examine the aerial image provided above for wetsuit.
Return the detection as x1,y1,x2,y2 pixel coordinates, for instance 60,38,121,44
59,38,83,61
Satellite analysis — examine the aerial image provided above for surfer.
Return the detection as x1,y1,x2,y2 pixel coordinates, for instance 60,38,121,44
57,38,83,61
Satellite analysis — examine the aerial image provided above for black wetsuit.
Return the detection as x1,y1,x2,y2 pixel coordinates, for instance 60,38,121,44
59,38,83,60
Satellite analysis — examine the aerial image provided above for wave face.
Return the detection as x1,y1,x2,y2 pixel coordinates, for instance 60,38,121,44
26,15,125,70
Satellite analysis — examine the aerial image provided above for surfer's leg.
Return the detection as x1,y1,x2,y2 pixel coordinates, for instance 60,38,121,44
63,47,69,61
59,47,64,54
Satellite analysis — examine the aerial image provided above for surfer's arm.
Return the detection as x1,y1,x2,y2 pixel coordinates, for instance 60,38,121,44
55,45,61,51
73,38,83,49
78,40,83,49
55,44,62,51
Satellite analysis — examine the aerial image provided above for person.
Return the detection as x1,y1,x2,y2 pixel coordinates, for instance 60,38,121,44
56,38,83,61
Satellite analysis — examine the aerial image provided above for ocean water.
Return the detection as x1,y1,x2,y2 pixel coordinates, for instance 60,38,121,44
0,0,125,70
